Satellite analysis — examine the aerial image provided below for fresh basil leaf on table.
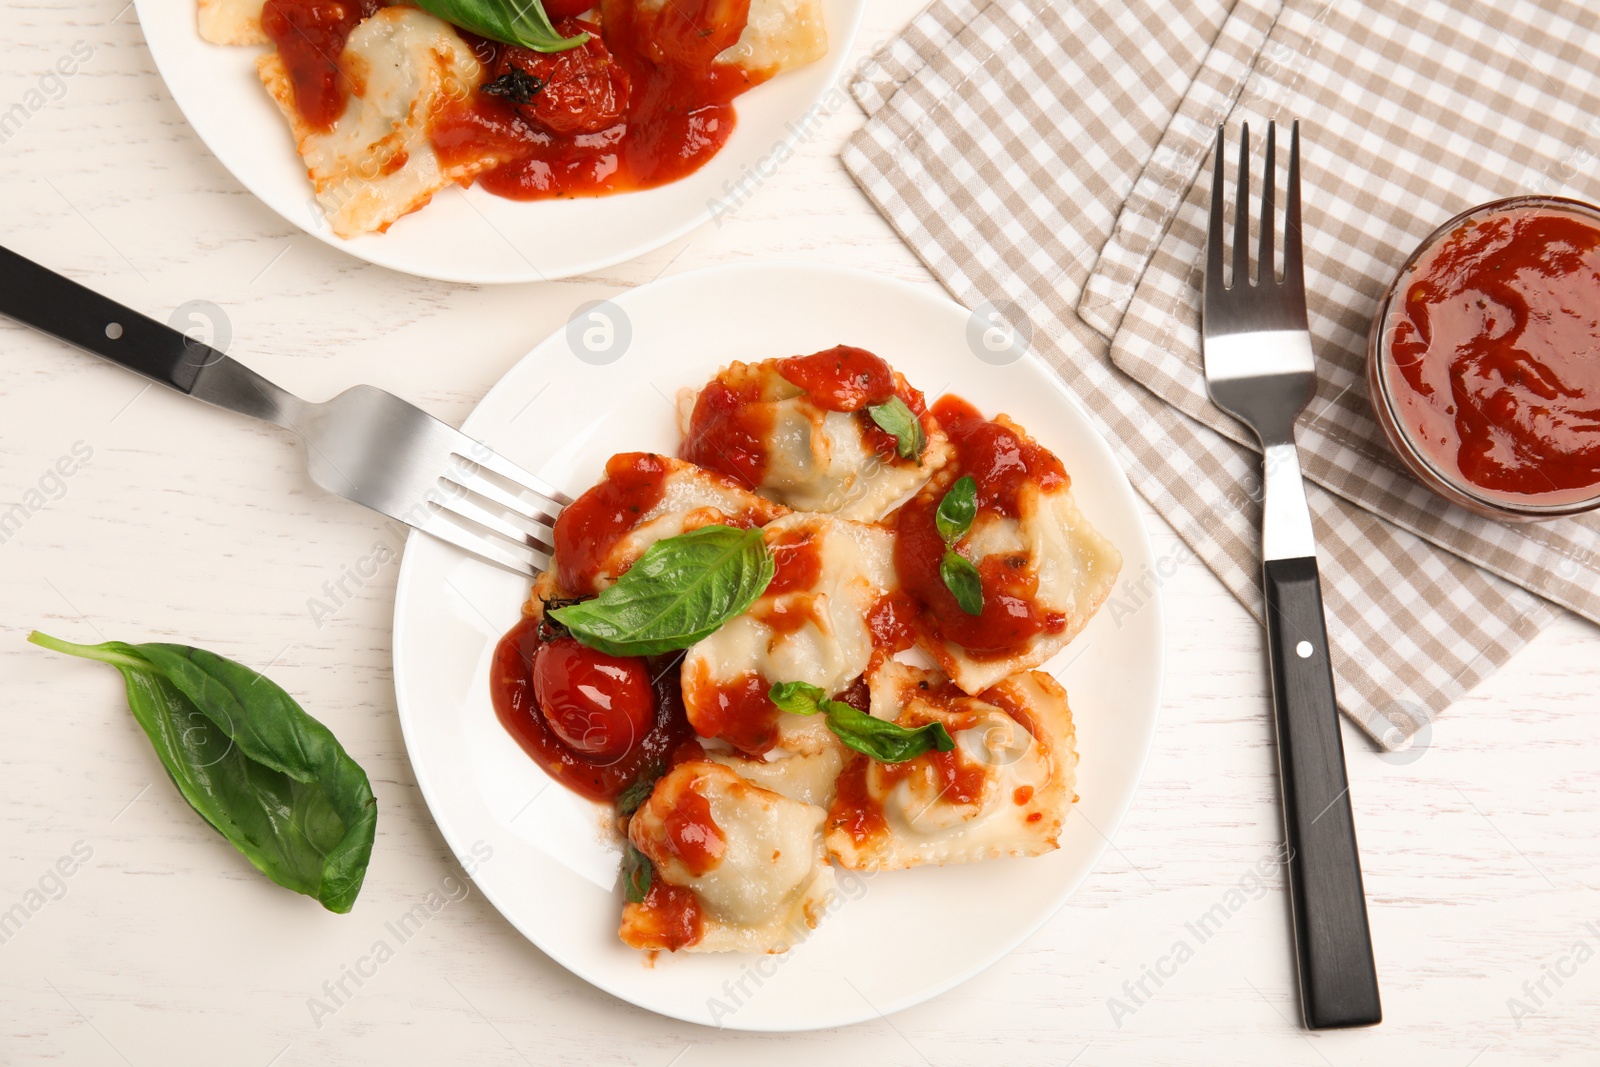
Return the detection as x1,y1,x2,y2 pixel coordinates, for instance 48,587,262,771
412,0,588,52
766,681,955,763
866,396,927,461
551,525,775,656
29,632,377,914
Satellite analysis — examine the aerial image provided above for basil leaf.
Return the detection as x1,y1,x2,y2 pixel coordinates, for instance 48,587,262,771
411,0,588,52
768,680,827,716
615,765,662,818
822,700,955,763
766,681,955,763
940,549,984,615
29,632,376,913
935,475,978,544
622,842,653,904
866,396,926,461
551,525,774,656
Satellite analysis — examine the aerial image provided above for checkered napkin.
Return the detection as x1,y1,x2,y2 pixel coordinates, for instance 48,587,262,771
1091,0,1600,627
841,0,1559,746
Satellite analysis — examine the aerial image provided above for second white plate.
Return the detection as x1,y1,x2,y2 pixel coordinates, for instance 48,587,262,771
135,2,865,283
391,262,1165,1029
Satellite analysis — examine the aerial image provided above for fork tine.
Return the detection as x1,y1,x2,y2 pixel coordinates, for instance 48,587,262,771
446,464,561,531
456,444,574,509
1233,122,1251,287
415,508,544,577
1259,122,1276,285
436,491,556,558
1208,127,1227,298
1285,119,1303,288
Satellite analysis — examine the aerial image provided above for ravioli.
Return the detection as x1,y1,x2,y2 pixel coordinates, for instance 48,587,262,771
550,452,789,597
715,0,828,78
679,353,952,521
896,405,1122,694
257,8,504,238
198,0,266,45
621,761,836,953
681,512,898,765
825,660,1078,871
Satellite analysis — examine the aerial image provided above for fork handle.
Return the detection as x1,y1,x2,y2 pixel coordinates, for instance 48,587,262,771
1264,555,1383,1029
0,243,221,393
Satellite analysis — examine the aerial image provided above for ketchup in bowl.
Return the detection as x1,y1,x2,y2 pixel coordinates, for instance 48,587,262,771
1368,196,1600,519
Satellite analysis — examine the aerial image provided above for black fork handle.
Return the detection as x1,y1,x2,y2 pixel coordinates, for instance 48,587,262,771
0,243,216,392
1265,554,1383,1029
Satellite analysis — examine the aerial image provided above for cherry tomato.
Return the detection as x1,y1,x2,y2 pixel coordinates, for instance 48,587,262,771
494,21,630,136
532,637,654,761
540,0,596,18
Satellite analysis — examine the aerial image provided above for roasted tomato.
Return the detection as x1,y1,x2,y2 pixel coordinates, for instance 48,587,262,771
532,636,655,761
492,21,630,136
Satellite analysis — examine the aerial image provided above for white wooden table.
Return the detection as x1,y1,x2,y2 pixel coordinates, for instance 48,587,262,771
3,2,1598,1063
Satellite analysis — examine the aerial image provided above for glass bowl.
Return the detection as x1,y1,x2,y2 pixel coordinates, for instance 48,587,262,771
1366,194,1600,522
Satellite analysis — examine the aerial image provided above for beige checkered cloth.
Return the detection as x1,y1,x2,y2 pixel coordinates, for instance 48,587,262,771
842,0,1566,747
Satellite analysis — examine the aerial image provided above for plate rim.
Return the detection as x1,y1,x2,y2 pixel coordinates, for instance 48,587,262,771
390,260,1166,1029
132,1,868,284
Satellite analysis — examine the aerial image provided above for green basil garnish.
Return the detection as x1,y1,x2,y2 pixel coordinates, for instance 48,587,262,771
412,0,588,52
551,525,775,657
766,681,954,763
615,769,660,818
866,395,926,461
933,475,983,614
939,550,984,616
622,842,653,904
935,475,978,543
29,631,377,913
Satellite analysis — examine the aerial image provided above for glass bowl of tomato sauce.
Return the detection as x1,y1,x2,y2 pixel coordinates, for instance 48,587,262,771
1367,195,1600,521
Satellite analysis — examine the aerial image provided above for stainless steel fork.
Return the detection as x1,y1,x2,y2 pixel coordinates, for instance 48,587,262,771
0,244,567,578
1202,122,1382,1030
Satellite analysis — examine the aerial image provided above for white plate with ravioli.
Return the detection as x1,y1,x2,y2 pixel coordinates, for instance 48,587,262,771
134,0,864,283
391,262,1164,1029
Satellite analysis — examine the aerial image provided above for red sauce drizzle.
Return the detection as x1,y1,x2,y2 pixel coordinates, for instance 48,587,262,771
931,395,1066,516
777,345,897,412
764,528,823,595
260,0,387,130
621,879,703,952
430,0,763,200
553,452,672,594
683,666,779,756
1385,205,1600,504
489,615,698,802
866,592,919,653
680,374,774,489
658,779,726,876
828,758,887,845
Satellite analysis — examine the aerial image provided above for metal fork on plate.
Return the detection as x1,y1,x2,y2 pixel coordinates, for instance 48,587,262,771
0,244,567,577
1202,122,1382,1030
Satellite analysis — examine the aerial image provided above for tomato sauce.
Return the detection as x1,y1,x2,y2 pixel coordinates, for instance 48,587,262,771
764,528,823,595
656,779,726,876
260,0,387,130
1383,203,1600,505
931,396,1066,516
620,879,703,951
683,666,778,756
828,758,887,846
489,615,698,802
428,0,764,200
553,452,673,594
681,374,774,489
866,591,919,653
777,346,897,412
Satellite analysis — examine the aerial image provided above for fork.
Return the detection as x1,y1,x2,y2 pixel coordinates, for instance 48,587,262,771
1202,122,1382,1029
0,244,567,577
